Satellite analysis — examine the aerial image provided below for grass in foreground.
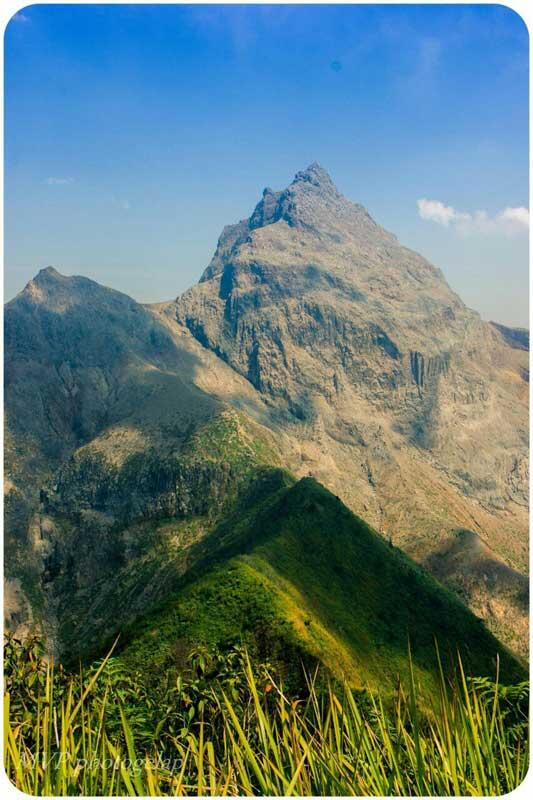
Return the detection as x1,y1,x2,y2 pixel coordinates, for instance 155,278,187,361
3,636,529,796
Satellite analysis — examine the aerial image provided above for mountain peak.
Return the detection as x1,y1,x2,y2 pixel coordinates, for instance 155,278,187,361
11,266,66,306
292,162,337,192
10,266,133,314
199,162,388,283
248,162,343,232
33,266,64,284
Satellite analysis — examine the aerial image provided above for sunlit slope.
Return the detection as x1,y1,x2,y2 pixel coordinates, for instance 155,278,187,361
117,477,525,693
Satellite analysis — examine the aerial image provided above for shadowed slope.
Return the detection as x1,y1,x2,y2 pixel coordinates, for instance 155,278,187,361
117,478,525,693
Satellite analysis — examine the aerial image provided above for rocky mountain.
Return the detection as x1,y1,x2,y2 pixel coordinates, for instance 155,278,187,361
4,164,528,670
170,163,528,655
4,267,284,652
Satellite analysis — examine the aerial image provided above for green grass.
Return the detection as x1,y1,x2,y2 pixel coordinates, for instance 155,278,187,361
41,409,290,663
4,636,529,796
117,560,316,696
115,477,525,695
180,409,282,470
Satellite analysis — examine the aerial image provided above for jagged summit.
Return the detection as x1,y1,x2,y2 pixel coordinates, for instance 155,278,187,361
11,266,69,308
199,163,389,283
291,161,338,192
250,161,343,230
257,162,335,204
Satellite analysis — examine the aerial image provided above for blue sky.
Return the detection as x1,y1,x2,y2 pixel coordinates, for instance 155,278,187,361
4,3,529,325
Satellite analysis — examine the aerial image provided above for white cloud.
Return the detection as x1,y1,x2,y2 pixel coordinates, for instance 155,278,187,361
417,198,457,226
13,13,30,24
499,206,529,228
417,198,529,237
45,177,74,186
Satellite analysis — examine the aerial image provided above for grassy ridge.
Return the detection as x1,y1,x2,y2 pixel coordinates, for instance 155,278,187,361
4,636,529,796
116,478,525,694
43,410,289,663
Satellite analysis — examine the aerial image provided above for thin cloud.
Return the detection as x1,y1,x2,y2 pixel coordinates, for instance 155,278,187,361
45,177,74,185
12,13,30,23
417,198,458,227
500,206,529,227
417,198,529,237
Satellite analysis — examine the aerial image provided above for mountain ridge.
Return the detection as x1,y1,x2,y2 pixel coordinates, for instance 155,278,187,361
114,476,526,692
4,163,529,665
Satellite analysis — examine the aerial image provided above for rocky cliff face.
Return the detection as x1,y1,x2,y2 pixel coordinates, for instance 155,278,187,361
4,165,529,659
171,163,528,654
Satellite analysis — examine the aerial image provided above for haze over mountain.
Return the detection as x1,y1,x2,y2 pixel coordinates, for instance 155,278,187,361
4,164,528,682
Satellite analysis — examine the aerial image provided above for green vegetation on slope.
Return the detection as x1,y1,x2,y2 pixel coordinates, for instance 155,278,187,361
116,478,525,695
39,409,289,662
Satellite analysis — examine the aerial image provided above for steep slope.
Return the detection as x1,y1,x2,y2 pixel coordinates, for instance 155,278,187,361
490,321,529,353
5,267,195,641
424,529,528,657
116,478,525,693
40,416,288,660
170,163,528,655
4,269,287,651
5,267,196,481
